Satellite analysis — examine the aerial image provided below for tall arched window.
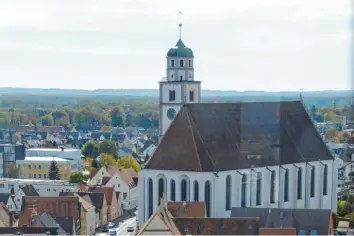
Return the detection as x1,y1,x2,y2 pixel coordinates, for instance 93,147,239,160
148,178,153,217
310,167,315,197
241,174,247,207
323,164,328,195
181,179,188,201
225,175,231,210
170,179,176,201
270,170,276,203
284,169,289,202
204,181,211,217
297,168,302,200
256,172,262,205
193,181,199,201
158,178,164,205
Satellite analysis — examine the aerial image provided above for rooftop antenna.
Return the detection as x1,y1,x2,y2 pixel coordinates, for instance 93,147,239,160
178,12,182,40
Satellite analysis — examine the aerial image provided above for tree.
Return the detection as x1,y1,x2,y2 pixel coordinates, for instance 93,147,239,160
110,107,124,127
92,159,99,169
41,114,54,126
99,153,117,166
117,156,141,172
99,140,118,157
6,164,20,178
49,160,61,180
82,141,100,158
69,171,88,184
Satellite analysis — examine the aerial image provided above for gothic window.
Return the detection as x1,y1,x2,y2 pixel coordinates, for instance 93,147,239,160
158,178,164,205
241,174,247,207
193,181,199,201
323,164,328,195
189,60,192,67
190,90,194,102
297,168,302,200
310,167,315,197
148,178,153,217
181,179,188,201
180,60,184,67
225,175,231,210
169,90,175,101
270,170,276,203
171,60,175,67
284,169,289,202
170,179,176,201
204,181,211,217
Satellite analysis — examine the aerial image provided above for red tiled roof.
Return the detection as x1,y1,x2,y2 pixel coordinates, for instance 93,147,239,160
88,186,115,205
167,202,205,218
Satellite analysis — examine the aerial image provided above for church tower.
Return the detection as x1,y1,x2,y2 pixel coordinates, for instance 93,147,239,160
159,19,201,138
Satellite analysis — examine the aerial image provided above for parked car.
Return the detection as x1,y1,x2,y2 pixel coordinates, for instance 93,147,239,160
127,226,134,232
108,222,116,228
103,225,109,232
109,229,117,235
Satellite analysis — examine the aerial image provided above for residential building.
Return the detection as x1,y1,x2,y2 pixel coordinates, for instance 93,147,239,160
138,101,337,227
0,226,59,235
77,194,96,235
31,212,73,235
137,197,259,235
0,178,75,196
74,192,108,227
26,147,81,170
0,193,17,212
0,202,16,227
230,207,334,235
13,185,39,212
88,186,120,221
19,196,81,231
16,156,78,180
89,165,138,210
0,144,25,177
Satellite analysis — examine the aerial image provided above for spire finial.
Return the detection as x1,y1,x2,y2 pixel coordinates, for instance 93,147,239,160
178,12,182,39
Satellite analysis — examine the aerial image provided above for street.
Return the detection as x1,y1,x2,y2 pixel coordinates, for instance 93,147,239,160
96,210,137,236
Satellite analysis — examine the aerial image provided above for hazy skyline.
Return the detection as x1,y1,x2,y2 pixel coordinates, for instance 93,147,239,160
0,0,350,91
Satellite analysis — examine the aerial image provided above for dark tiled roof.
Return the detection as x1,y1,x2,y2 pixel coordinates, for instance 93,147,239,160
32,212,66,235
21,185,39,196
88,186,114,205
145,101,333,172
76,192,105,210
230,207,331,235
54,216,74,235
173,217,260,235
0,193,10,204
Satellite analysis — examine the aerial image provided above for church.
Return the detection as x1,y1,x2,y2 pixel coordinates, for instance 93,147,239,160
138,23,338,228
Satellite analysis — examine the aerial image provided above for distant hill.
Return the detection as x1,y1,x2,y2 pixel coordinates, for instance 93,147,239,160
0,87,353,97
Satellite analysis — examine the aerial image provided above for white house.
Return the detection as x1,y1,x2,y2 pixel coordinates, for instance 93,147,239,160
76,194,96,235
88,165,138,210
0,193,17,212
138,101,338,228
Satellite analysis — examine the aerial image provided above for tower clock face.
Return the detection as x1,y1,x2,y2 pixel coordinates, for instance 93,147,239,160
167,108,177,120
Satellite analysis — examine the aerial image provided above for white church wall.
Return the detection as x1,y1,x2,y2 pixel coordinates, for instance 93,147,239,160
160,105,182,136
138,159,337,227
161,84,182,103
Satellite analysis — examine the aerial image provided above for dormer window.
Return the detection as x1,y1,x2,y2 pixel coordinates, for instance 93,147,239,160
180,60,184,67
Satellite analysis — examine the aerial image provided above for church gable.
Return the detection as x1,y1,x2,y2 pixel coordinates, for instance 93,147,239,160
148,100,333,172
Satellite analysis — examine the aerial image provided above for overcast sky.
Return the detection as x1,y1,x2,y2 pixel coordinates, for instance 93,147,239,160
0,0,350,91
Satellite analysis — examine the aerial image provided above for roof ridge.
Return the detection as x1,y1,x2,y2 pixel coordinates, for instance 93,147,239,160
187,106,217,172
186,109,203,172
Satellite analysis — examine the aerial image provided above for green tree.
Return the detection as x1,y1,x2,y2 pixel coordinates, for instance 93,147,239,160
69,171,88,184
117,156,141,172
110,107,124,127
82,141,100,158
6,164,20,178
99,153,117,166
99,140,118,157
41,114,54,126
49,160,61,180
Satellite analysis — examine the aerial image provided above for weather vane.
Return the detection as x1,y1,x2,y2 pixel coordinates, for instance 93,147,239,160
178,12,182,39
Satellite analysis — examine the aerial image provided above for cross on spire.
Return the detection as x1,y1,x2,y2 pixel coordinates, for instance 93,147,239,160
178,12,182,39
